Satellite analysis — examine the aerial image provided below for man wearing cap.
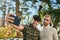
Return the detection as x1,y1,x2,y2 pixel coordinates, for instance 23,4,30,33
6,14,41,40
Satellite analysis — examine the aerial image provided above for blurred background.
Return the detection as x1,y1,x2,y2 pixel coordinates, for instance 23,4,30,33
0,0,60,40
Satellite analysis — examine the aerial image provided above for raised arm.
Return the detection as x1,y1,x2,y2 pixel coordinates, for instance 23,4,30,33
11,24,24,31
5,14,24,31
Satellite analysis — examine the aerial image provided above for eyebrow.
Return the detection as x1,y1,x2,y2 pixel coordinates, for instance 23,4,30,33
44,19,50,21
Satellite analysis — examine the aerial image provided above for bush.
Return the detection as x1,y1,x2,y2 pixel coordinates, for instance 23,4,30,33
0,26,23,39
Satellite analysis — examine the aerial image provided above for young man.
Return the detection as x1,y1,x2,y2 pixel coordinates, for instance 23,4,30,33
6,14,41,40
40,14,58,40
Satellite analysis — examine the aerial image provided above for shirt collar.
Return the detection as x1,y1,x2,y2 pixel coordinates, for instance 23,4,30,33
43,24,50,28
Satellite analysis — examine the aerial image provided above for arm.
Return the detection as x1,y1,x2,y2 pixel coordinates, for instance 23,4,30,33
11,24,24,31
6,14,25,31
53,28,58,40
38,32,40,40
38,34,40,40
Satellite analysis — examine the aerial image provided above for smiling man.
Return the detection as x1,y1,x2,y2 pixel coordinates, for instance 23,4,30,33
40,14,58,40
6,14,41,40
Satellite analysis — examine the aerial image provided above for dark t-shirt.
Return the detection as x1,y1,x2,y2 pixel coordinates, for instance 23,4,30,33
22,24,40,40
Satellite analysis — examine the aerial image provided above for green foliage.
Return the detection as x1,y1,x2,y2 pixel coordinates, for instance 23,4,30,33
40,0,50,3
56,0,60,4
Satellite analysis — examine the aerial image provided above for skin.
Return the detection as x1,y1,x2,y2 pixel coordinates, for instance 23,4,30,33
6,14,39,31
43,16,51,27
42,16,58,40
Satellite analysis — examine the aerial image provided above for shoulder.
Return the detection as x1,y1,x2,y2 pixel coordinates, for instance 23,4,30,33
49,26,56,30
52,27,57,33
51,27,56,31
22,25,29,32
23,24,32,30
49,26,57,33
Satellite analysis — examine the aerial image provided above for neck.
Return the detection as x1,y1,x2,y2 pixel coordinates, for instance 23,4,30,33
30,24,36,28
44,24,49,27
33,25,37,28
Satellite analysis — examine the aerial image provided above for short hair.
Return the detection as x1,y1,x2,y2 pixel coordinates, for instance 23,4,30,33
44,14,51,20
33,15,41,21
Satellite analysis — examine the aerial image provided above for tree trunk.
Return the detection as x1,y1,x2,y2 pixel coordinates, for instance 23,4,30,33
2,2,6,27
38,5,42,16
2,11,5,27
15,0,20,16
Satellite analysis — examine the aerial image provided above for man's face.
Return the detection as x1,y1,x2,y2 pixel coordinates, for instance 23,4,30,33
32,19,39,27
43,17,51,26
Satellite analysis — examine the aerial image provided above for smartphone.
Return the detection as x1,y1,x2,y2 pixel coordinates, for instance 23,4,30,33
10,15,21,26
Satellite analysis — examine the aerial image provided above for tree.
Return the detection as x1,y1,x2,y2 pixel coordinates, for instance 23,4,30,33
0,0,7,27
40,0,60,29
15,0,20,16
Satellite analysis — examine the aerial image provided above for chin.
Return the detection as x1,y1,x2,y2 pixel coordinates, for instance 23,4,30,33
33,24,36,27
44,24,48,26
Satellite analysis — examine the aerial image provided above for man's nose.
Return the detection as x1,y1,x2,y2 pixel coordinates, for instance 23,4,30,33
44,20,47,23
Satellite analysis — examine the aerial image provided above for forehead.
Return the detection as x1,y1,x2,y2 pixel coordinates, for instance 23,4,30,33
44,16,51,20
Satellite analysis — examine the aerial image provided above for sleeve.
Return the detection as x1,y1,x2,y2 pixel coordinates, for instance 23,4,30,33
38,32,40,40
21,25,26,32
38,34,40,40
53,28,58,40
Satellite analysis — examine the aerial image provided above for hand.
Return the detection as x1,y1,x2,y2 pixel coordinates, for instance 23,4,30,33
5,14,24,30
5,14,15,24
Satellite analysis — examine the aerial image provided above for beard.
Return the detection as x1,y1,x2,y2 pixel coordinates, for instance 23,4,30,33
44,23,48,26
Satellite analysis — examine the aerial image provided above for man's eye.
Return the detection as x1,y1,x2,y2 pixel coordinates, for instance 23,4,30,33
44,19,49,21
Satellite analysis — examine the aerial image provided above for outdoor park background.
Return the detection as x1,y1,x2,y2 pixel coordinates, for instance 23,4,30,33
0,0,60,40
